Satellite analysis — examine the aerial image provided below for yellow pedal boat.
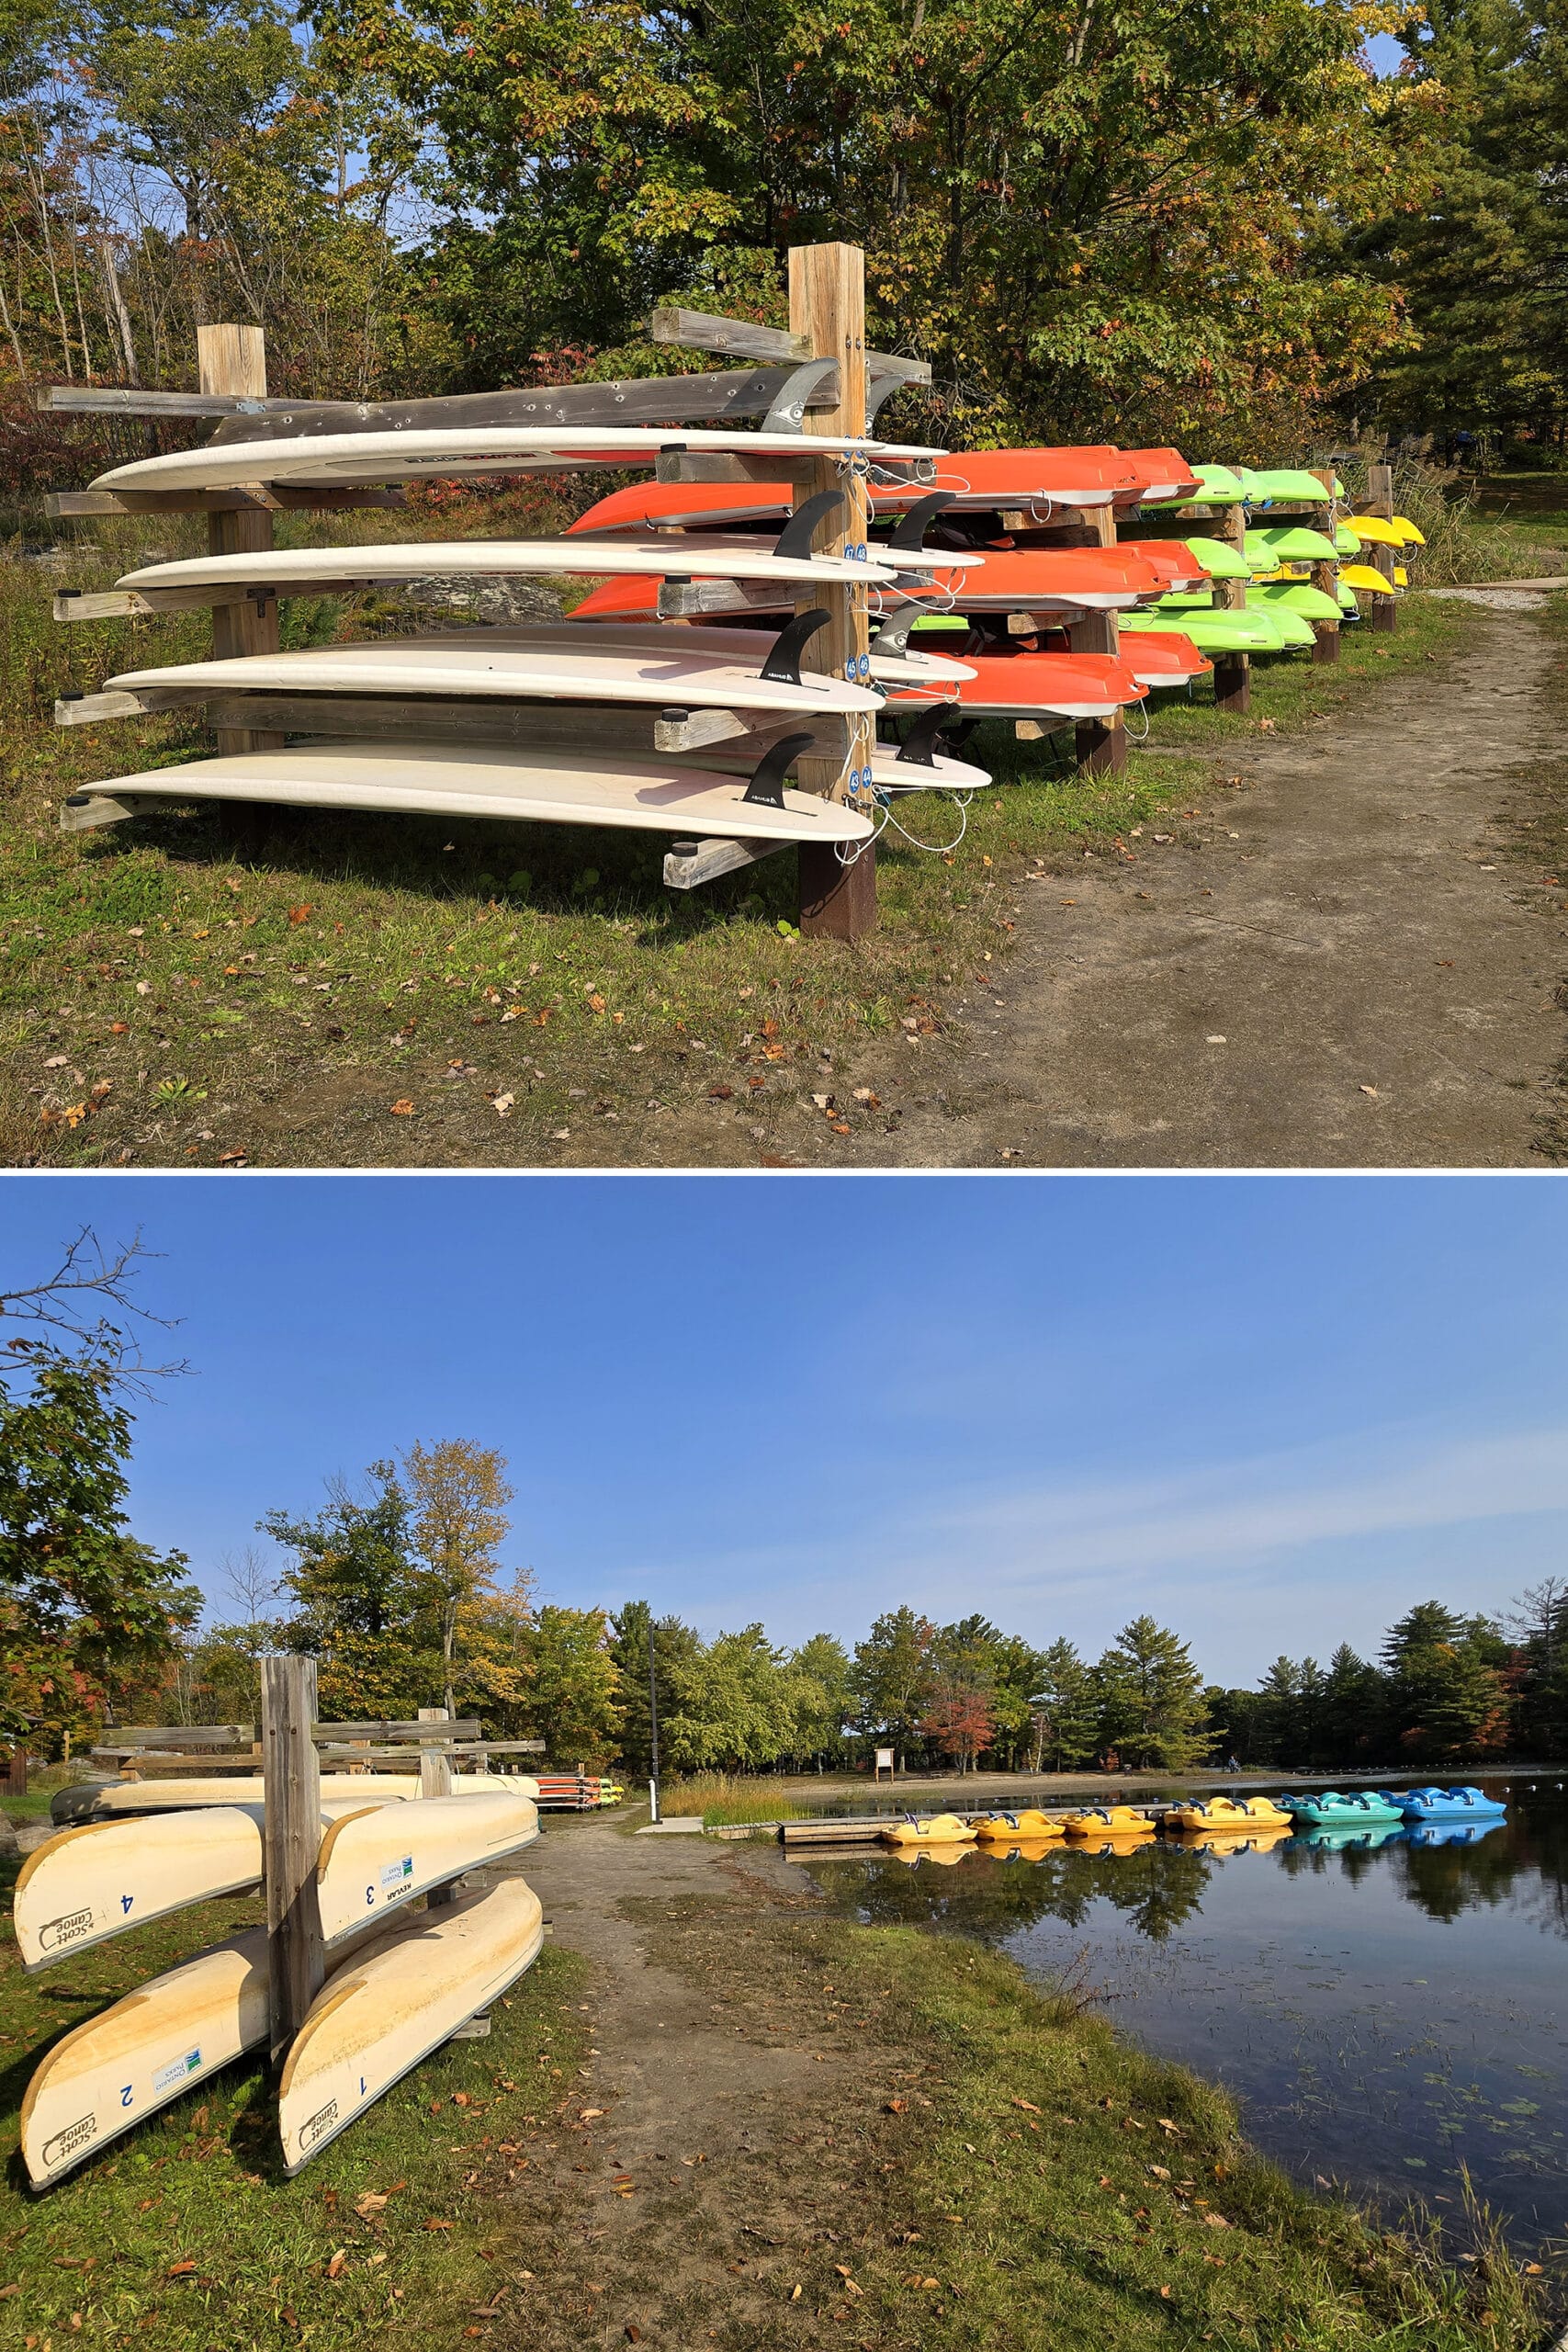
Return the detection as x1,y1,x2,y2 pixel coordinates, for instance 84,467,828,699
1061,1804,1153,1838
1164,1795,1292,1833
881,1813,977,1849
973,1810,1066,1843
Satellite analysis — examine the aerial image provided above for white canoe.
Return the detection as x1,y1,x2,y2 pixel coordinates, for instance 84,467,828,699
92,424,941,496
15,1809,267,1970
19,1906,430,2189
278,1878,544,2173
316,1788,538,1945
22,1928,273,2187
115,537,894,598
105,633,884,717
77,1772,538,1814
61,740,876,844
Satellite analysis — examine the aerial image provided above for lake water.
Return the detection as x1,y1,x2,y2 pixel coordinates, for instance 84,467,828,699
800,1774,1568,2256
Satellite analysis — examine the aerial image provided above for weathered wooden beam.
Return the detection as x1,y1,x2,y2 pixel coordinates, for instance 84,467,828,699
199,326,283,757
313,1717,482,1742
650,305,931,385
94,1723,254,1747
262,1655,324,2065
53,684,757,754
34,385,288,418
46,487,407,518
662,834,789,889
657,577,793,618
54,584,265,621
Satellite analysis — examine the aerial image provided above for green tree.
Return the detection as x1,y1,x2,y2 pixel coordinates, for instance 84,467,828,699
850,1605,936,1764
1320,1642,1384,1766
785,1633,852,1766
609,1600,704,1778
261,1459,442,1716
519,1603,621,1767
1031,1638,1099,1770
1093,1616,1213,1771
0,1340,199,1755
321,0,1419,441
1381,1600,1509,1764
660,1623,800,1772
401,1438,523,1716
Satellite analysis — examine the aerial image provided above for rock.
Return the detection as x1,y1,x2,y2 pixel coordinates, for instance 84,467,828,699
398,576,566,628
0,1813,17,1858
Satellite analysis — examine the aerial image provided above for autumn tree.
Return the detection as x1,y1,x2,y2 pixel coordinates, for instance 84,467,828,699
920,1671,996,1773
1381,1600,1509,1763
401,1438,523,1716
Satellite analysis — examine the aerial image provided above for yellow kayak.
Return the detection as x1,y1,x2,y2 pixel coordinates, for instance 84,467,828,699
1062,1804,1152,1838
1165,1795,1292,1833
1349,514,1423,550
1340,562,1395,595
973,1809,1065,1843
881,1813,976,1849
1391,514,1427,546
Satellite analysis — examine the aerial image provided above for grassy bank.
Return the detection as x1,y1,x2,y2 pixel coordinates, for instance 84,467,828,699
0,1864,589,2351
631,1884,1546,2352
2,498,1472,1168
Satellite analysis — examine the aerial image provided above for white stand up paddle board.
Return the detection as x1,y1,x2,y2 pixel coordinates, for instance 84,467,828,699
548,620,978,688
61,739,878,844
112,534,895,600
278,1878,544,2173
315,1788,538,1946
91,424,942,496
103,626,885,718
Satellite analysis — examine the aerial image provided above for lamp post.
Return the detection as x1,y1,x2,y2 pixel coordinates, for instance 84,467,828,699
648,1618,661,1826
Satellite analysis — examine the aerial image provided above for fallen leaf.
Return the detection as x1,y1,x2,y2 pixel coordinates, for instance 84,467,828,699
110,1021,129,1035
355,2192,389,2217
886,2098,908,2114
789,2286,802,2302
708,1084,734,1101
1359,1083,1379,1097
1159,2284,1173,2300
326,2251,347,2279
288,904,312,925
587,993,606,1014
43,1054,68,1068
423,2219,453,2232
167,2259,197,2278
218,1148,247,1165
579,2109,606,2120
390,1099,415,1115
1011,2098,1042,2114
491,1093,514,1116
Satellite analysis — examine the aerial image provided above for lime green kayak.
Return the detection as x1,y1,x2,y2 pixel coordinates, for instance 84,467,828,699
1123,605,1288,653
1239,468,1343,503
1334,522,1363,556
908,614,972,633
1178,535,1251,579
1251,581,1344,623
1155,590,1314,643
1246,525,1339,563
1145,462,1247,509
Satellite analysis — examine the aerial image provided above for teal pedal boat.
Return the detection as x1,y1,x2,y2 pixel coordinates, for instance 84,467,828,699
1280,1790,1404,1828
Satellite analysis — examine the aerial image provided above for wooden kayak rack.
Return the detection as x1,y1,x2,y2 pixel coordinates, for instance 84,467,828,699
41,252,935,944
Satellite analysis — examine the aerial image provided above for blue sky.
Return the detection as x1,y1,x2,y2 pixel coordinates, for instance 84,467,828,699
6,1176,1563,1685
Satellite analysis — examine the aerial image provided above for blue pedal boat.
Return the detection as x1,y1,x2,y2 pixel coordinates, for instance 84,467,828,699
1389,1785,1506,1825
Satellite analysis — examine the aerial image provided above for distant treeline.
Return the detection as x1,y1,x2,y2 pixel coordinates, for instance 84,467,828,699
6,1327,1562,1780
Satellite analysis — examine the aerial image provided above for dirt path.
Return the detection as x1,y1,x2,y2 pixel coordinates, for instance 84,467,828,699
828,605,1568,1168
495,1817,901,2349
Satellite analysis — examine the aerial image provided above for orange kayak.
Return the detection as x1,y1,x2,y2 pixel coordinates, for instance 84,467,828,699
886,651,1146,718
1111,628,1213,685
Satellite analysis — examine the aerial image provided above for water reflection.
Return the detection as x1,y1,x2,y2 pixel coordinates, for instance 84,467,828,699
801,1781,1568,2253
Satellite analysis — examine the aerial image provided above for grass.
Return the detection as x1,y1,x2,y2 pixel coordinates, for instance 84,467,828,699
0,1859,590,2351
637,1886,1549,2352
0,485,1493,1168
658,1773,816,1829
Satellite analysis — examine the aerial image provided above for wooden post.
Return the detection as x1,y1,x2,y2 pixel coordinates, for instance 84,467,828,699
419,1704,458,1911
1309,466,1341,666
262,1655,324,2065
1068,504,1127,775
788,243,874,942
1213,499,1251,713
1366,459,1397,635
197,325,283,752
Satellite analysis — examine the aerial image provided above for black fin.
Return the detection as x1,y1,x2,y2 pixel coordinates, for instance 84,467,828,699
886,491,954,554
742,732,815,808
896,701,959,765
773,489,846,563
760,608,830,686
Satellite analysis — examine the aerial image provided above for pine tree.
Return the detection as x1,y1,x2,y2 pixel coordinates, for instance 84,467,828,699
1093,1617,1213,1771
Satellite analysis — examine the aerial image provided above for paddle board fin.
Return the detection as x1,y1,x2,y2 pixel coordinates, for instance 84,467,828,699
760,607,830,687
896,702,959,766
742,733,816,808
871,613,914,657
886,491,954,554
773,490,846,562
762,357,837,434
